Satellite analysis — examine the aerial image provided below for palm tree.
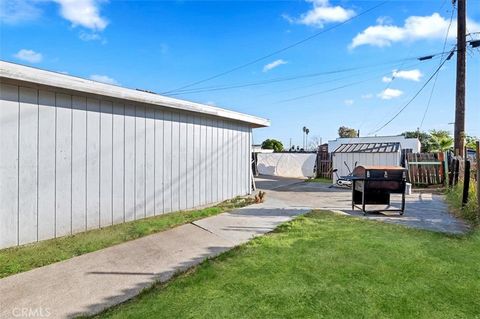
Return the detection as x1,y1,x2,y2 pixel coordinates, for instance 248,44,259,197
428,130,453,152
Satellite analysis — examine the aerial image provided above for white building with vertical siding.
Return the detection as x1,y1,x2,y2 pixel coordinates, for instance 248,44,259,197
0,61,269,249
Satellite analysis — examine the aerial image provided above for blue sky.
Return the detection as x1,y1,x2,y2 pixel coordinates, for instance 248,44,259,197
1,0,479,148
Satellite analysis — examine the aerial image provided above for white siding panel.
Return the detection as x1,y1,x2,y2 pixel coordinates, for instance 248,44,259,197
18,87,38,245
199,117,207,205
112,102,125,223
145,107,155,217
221,121,228,201
205,118,213,204
178,113,187,210
71,96,87,233
86,98,100,229
240,126,247,195
186,115,194,208
38,90,56,241
55,93,72,237
135,104,146,219
193,116,201,207
124,104,136,221
0,81,256,248
212,119,219,202
234,124,240,197
171,112,180,212
227,123,233,199
163,111,172,213
154,110,164,214
0,83,19,248
100,100,113,227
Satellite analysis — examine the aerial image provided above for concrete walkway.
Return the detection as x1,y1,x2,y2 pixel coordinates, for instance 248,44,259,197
256,175,470,234
0,196,309,319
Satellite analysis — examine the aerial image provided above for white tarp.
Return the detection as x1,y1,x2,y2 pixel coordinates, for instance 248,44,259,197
257,153,316,178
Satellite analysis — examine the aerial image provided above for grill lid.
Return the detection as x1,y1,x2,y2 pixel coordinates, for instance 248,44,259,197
353,165,406,179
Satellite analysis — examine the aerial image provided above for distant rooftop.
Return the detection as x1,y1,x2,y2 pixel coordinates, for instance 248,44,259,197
333,142,401,153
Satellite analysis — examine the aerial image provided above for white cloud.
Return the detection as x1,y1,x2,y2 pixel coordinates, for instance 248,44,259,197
382,76,392,83
89,74,118,85
0,0,42,24
263,59,288,72
344,99,354,106
205,101,216,106
54,0,108,31
361,93,373,99
350,13,480,48
378,88,403,100
79,31,102,41
1,0,108,31
382,69,423,83
283,0,355,28
14,49,43,63
392,69,422,81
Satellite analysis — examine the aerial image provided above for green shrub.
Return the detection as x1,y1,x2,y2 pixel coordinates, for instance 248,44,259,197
446,180,479,226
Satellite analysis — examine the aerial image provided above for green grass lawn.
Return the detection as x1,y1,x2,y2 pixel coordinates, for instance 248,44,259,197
0,197,253,279
95,211,480,319
305,177,332,184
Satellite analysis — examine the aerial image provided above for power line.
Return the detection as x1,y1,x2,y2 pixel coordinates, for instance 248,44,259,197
253,60,424,99
168,51,448,96
161,1,388,95
368,47,456,136
277,70,395,103
168,58,418,96
356,47,419,135
277,58,440,103
419,3,456,130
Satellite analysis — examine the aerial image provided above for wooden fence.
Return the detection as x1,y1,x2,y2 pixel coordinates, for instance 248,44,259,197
316,145,332,179
405,153,445,186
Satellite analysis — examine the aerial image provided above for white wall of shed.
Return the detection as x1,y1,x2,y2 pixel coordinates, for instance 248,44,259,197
331,152,401,183
257,153,316,178
0,82,252,249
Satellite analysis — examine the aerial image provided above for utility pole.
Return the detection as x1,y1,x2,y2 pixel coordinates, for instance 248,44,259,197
454,0,466,157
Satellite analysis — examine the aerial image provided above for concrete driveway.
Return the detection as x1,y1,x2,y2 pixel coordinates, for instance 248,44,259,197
255,175,469,234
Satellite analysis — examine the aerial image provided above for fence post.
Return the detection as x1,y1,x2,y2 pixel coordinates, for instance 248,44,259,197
449,158,455,186
443,152,449,187
454,158,460,186
462,160,470,206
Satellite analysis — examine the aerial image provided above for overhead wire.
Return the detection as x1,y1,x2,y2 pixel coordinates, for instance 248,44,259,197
419,2,456,130
168,51,448,96
368,47,456,136
161,1,388,95
169,58,419,96
276,58,438,103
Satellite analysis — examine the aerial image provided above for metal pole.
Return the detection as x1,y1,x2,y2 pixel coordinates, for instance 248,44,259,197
454,0,466,157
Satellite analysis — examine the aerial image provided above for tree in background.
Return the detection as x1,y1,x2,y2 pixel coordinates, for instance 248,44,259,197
338,126,358,138
466,136,479,149
402,131,431,152
261,139,284,152
428,130,453,152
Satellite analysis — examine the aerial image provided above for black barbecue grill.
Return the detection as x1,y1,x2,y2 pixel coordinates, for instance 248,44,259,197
351,165,407,215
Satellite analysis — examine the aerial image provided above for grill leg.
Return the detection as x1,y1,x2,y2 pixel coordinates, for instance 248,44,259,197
362,187,366,216
351,180,355,210
400,191,405,215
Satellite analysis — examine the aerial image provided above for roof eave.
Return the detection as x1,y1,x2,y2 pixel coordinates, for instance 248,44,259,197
0,61,270,128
